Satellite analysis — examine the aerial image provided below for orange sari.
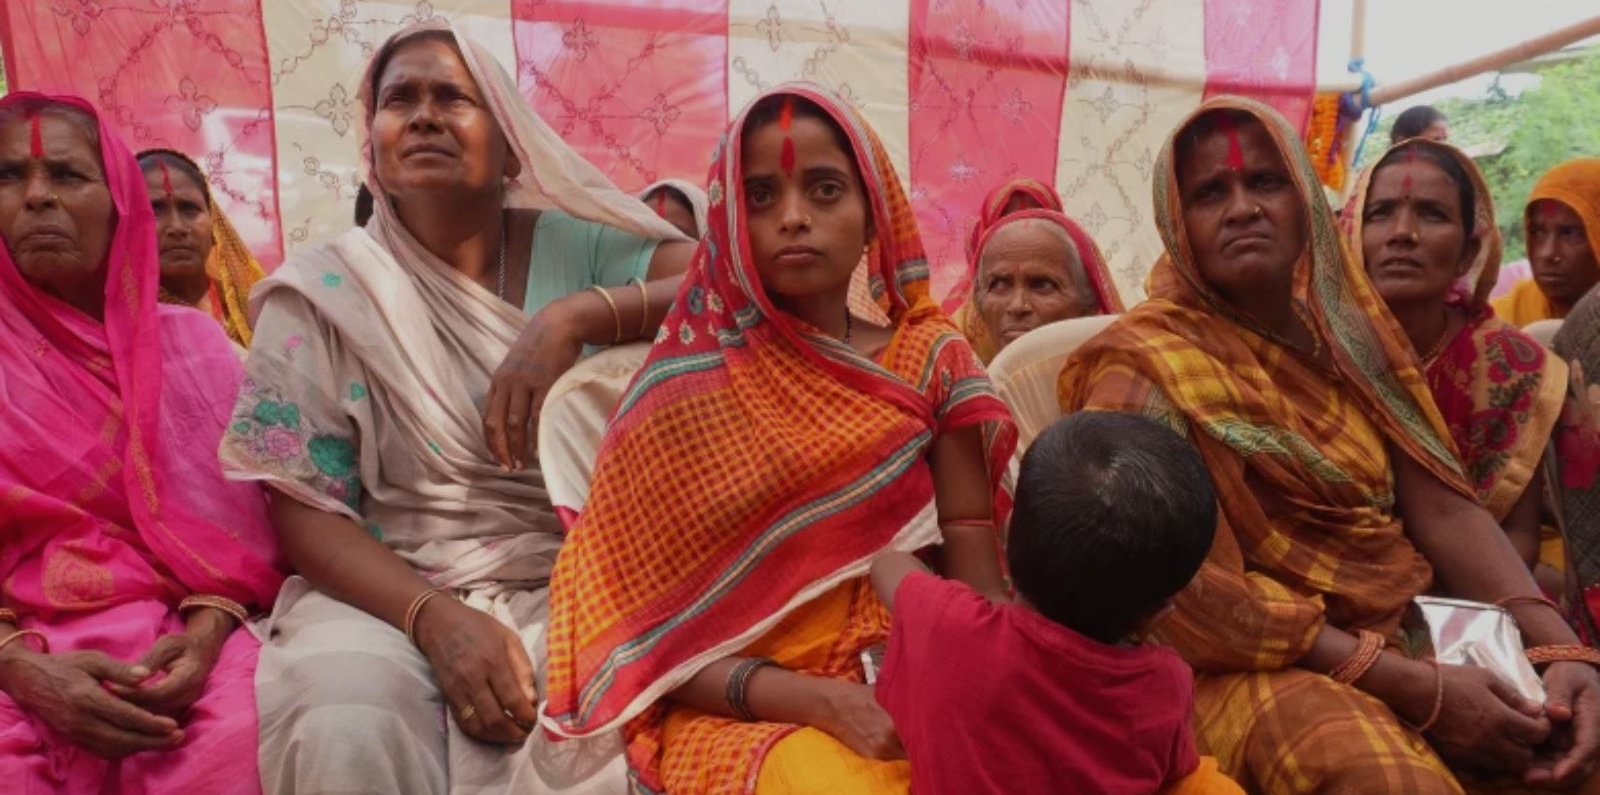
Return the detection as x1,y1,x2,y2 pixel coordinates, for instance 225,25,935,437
542,85,1015,794
1058,97,1485,793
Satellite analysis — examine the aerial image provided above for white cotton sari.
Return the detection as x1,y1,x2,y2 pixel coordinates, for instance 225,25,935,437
221,19,684,795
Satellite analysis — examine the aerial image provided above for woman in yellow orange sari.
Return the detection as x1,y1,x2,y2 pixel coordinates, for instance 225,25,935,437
1492,159,1600,327
1058,97,1600,794
1344,139,1567,589
541,84,1017,794
136,149,266,348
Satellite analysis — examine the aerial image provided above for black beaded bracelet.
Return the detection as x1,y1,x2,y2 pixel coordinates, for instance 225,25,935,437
725,657,777,722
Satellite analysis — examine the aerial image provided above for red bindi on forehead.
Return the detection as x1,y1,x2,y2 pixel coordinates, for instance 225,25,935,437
158,160,175,199
1216,115,1245,171
1538,202,1566,224
27,113,44,159
1399,147,1418,196
654,190,667,214
778,97,797,178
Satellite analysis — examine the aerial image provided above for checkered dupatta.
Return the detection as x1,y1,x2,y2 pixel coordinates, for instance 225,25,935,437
542,83,1015,738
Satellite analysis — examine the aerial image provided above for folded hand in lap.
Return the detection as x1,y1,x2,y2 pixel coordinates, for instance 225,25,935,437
415,597,540,745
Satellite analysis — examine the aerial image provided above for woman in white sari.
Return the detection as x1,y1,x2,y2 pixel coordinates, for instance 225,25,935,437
220,21,692,795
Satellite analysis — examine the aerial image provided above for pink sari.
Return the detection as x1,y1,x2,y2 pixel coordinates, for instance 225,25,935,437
0,92,285,793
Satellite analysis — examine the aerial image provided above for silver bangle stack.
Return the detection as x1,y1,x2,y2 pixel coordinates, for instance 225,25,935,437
725,657,777,722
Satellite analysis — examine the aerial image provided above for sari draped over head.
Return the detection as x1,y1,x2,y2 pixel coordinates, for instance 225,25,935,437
220,18,684,584
1494,158,1600,326
1528,158,1600,266
1343,139,1566,522
1058,96,1471,673
542,84,1016,793
0,92,284,619
943,177,1064,314
221,20,684,795
1057,96,1486,792
138,147,268,348
957,208,1124,364
639,178,710,237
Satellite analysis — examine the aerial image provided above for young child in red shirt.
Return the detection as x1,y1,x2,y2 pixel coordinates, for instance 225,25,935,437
872,412,1220,795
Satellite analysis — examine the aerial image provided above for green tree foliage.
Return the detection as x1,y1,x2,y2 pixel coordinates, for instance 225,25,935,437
1357,52,1600,260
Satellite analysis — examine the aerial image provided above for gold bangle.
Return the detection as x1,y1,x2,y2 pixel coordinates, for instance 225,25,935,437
588,285,623,344
178,594,249,625
405,587,449,647
631,278,650,338
0,629,48,656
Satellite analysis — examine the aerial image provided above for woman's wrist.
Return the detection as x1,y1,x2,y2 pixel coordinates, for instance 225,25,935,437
1357,653,1437,726
182,608,235,655
740,663,839,729
539,292,596,345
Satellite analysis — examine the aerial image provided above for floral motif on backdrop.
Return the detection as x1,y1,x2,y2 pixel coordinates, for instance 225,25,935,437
0,0,1319,304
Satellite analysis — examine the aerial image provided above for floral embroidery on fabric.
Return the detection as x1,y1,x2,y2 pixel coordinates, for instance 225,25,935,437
686,286,705,315
230,382,363,511
322,273,343,288
348,382,368,401
1429,324,1550,498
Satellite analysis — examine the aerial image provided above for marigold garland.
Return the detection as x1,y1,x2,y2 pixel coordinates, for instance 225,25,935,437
1306,92,1349,192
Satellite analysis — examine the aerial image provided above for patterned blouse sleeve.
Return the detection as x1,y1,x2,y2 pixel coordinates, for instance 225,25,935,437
220,288,366,522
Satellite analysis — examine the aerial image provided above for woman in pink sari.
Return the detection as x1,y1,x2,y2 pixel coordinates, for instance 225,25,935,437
0,93,285,793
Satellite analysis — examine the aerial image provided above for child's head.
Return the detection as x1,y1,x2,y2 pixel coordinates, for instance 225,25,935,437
738,93,874,308
1007,412,1217,644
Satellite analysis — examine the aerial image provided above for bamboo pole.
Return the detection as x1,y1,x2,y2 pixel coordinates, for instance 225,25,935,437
1336,0,1370,199
1367,15,1600,106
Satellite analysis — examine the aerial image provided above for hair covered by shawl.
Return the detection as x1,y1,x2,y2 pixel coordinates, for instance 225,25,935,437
137,147,268,347
1526,158,1600,262
356,20,688,243
959,208,1124,363
0,92,283,609
542,83,1016,741
1057,97,1472,672
638,178,709,238
1341,138,1502,310
1140,98,1464,490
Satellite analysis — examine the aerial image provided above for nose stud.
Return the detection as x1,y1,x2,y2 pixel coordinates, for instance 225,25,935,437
1251,205,1263,218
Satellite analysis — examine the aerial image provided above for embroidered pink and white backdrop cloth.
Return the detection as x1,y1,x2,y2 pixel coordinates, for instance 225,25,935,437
0,0,1318,303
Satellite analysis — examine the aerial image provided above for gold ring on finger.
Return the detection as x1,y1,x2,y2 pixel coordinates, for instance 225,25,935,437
458,704,477,722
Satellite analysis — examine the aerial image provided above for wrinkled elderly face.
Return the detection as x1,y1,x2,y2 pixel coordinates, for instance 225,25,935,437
0,111,114,309
977,219,1097,347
